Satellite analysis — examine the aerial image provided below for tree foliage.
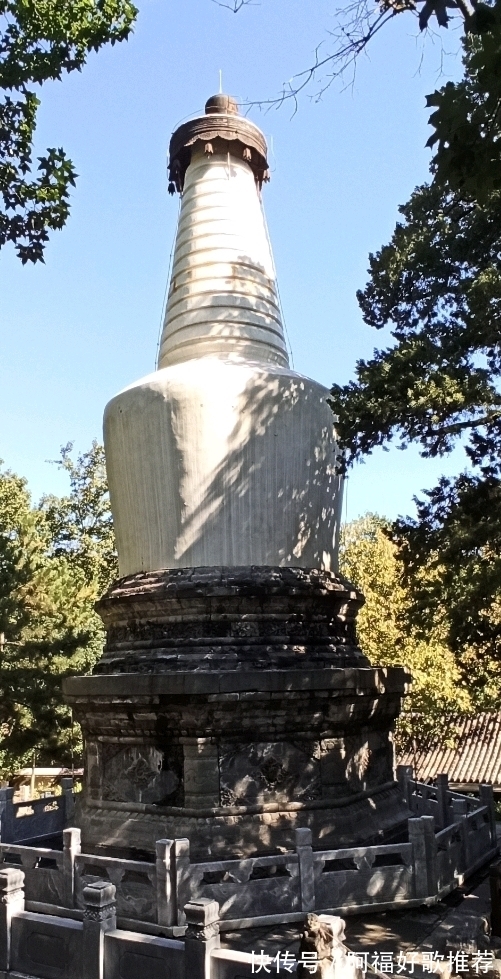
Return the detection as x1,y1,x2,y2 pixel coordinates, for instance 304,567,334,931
330,12,501,701
41,441,117,590
0,443,116,775
427,5,501,202
339,515,471,740
0,0,137,263
329,179,501,466
325,3,501,477
393,475,501,707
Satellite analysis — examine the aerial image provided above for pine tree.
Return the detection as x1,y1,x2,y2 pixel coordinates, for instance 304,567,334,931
0,443,116,775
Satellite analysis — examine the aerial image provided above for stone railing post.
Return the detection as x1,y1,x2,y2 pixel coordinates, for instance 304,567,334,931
63,827,81,908
0,788,14,844
184,899,220,979
82,880,116,979
0,868,24,972
409,815,438,900
295,827,315,912
436,774,450,829
60,777,75,825
156,838,175,926
175,838,192,926
479,784,497,848
396,764,414,812
452,797,470,873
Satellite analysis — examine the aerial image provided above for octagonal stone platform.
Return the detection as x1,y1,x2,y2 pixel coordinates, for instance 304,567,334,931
63,567,411,861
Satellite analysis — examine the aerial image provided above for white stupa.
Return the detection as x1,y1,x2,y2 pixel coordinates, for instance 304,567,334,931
103,94,343,576
66,94,411,867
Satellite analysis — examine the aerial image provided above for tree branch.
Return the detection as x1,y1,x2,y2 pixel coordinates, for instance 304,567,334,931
211,0,256,10
242,3,402,110
424,410,501,440
220,0,468,111
454,0,476,25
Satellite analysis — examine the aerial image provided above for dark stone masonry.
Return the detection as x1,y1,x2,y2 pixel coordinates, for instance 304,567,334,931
63,566,411,861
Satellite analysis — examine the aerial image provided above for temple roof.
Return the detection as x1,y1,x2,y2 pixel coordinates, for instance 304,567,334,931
398,712,501,790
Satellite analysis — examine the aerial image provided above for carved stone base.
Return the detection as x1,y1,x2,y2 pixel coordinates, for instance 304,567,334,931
63,567,411,860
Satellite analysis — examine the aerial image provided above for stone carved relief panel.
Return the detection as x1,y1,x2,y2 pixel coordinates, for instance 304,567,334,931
219,741,321,806
320,731,393,796
364,730,394,785
100,743,184,805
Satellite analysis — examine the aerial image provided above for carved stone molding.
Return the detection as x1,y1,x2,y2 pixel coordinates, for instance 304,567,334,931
94,566,368,674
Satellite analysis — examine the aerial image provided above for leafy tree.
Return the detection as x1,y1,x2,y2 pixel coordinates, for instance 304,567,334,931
427,6,501,203
329,21,501,473
0,0,137,263
41,441,117,590
339,515,471,742
393,475,501,708
0,443,116,776
0,465,45,642
330,178,501,467
329,13,501,702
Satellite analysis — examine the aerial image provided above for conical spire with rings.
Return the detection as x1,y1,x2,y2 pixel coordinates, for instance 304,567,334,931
158,95,289,370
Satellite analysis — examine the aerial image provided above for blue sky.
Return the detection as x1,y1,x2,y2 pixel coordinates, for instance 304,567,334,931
0,0,467,521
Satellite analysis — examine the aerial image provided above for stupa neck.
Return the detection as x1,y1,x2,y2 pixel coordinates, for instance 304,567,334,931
158,102,289,370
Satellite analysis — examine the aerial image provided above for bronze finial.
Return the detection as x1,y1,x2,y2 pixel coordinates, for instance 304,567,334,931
205,93,239,115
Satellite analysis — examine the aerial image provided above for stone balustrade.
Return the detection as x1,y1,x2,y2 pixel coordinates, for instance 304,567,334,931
0,774,496,938
0,870,363,979
0,779,75,846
